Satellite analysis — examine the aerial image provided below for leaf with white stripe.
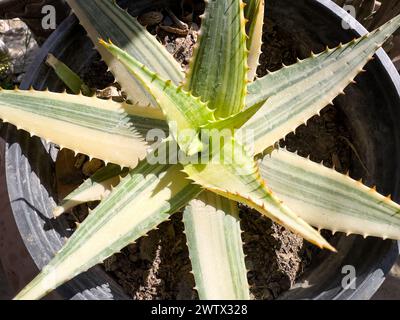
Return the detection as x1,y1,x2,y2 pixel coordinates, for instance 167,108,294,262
15,160,202,300
244,0,264,80
183,192,249,300
259,149,400,239
66,0,183,105
100,40,215,155
184,0,248,117
54,164,128,217
183,138,335,251
0,88,166,167
182,0,251,301
202,100,264,131
242,15,400,155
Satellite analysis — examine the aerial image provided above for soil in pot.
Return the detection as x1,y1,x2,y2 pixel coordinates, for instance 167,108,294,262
53,0,362,300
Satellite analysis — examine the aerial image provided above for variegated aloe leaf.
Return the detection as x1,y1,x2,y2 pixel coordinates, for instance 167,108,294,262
100,40,214,155
56,150,253,310
54,164,129,217
46,54,92,96
66,0,183,105
183,138,335,251
244,0,265,80
184,0,248,117
183,192,249,300
0,88,165,167
259,149,400,240
182,0,251,300
242,15,400,155
51,3,251,299
202,100,264,131
15,157,202,300
101,25,256,298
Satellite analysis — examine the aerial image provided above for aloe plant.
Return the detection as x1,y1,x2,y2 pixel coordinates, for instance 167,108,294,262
2,0,400,300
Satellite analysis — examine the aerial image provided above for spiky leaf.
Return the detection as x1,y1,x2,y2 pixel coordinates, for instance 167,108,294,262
66,0,183,105
100,40,214,155
181,0,251,300
183,138,335,251
202,100,264,131
0,88,166,167
260,149,400,239
54,164,128,216
184,0,248,117
244,0,264,80
183,192,249,300
242,15,400,155
15,159,201,300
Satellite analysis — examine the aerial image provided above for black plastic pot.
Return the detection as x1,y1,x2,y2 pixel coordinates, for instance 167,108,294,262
1,0,400,300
